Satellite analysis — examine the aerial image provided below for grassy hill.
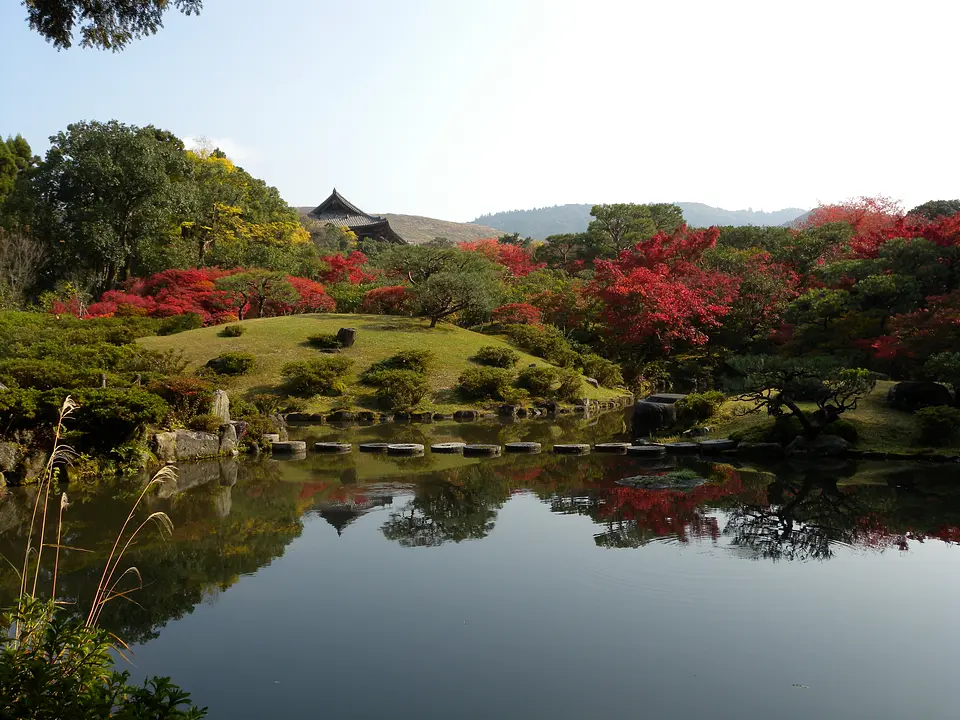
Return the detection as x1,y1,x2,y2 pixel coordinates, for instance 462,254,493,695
472,203,809,239
139,314,621,413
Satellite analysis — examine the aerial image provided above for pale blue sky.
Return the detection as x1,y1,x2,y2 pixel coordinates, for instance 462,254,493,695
1,0,956,220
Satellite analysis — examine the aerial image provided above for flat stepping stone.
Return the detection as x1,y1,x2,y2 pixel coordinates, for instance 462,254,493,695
505,442,542,454
463,444,502,457
358,443,391,453
314,442,352,454
553,444,591,455
594,443,631,454
261,433,280,444
626,445,666,457
698,439,736,452
387,443,425,456
663,442,700,454
431,442,467,454
271,441,306,453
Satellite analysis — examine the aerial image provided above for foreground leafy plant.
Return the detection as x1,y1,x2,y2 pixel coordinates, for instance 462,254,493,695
0,397,207,718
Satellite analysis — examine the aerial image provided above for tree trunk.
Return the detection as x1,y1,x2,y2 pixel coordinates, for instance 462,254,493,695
780,394,818,437
429,316,438,328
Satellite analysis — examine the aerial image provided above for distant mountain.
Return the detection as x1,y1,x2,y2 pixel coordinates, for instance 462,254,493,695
472,203,809,239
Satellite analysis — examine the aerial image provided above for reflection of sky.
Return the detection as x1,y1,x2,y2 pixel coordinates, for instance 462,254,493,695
130,492,960,719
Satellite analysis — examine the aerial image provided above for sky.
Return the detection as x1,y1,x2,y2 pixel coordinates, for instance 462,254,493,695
1,0,957,222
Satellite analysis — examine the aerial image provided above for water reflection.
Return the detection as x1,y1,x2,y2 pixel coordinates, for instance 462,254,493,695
2,421,960,648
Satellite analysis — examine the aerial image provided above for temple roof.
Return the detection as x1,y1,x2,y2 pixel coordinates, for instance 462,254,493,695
309,188,388,229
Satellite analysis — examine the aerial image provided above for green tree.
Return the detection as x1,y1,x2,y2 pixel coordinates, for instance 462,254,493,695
647,203,686,233
23,121,192,290
413,270,501,328
533,233,587,267
729,355,876,438
215,270,297,320
586,203,656,257
22,0,202,51
908,199,960,222
375,243,496,284
0,134,35,218
924,352,960,406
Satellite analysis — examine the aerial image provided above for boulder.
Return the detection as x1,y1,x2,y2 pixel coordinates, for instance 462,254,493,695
632,401,678,437
211,390,231,424
219,423,238,455
230,420,248,441
643,393,687,405
681,426,711,438
499,405,519,417
154,431,178,463
336,327,358,348
0,442,23,473
454,410,479,421
786,434,851,458
357,411,376,423
887,381,953,411
585,377,600,389
736,442,785,461
180,430,221,460
328,410,355,422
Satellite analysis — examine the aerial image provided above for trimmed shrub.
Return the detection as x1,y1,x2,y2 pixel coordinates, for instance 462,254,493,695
517,366,559,397
0,359,92,391
72,388,171,451
146,376,214,421
220,324,245,337
187,413,223,433
473,346,520,368
205,352,255,376
676,391,725,426
157,312,203,336
915,406,960,445
556,369,583,401
824,418,859,443
580,354,624,387
307,333,343,350
372,370,430,411
362,350,434,382
458,367,515,401
281,356,353,397
251,393,284,415
505,324,580,367
0,387,42,435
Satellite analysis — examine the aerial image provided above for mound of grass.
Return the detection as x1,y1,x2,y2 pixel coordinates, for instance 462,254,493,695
138,314,621,413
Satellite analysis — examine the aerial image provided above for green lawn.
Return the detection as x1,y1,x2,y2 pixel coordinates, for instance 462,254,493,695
138,314,623,413
706,380,960,455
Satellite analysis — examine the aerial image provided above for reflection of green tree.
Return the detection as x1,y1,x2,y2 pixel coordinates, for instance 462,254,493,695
381,464,511,547
0,460,306,644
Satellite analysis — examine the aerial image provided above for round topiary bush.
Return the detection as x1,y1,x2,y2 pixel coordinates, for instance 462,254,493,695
372,369,429,411
516,366,559,397
473,346,520,368
281,356,353,397
205,352,256,376
915,406,960,445
220,324,245,337
457,367,515,401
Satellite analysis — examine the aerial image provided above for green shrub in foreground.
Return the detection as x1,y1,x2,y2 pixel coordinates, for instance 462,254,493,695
157,313,203,336
362,350,434,382
204,352,256,376
281,356,353,397
220,324,245,337
372,370,430,411
676,391,725,426
915,406,960,446
580,354,624,387
473,345,520,368
71,388,171,452
516,366,559,397
307,333,343,350
458,367,515,401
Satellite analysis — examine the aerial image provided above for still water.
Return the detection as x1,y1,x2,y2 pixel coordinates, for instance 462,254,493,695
2,414,960,718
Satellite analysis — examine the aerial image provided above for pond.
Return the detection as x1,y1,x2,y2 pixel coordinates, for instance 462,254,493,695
2,413,960,719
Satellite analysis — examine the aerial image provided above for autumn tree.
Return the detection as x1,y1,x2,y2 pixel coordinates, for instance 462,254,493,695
798,196,903,236
22,0,202,50
216,270,297,320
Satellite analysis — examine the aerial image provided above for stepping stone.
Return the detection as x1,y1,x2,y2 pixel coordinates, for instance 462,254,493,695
698,439,736,452
505,442,542,454
314,442,352,454
626,445,666,457
594,443,631,454
553,444,591,455
358,443,391,453
463,444,502,457
261,433,280,444
271,441,306,453
663,442,700,454
387,443,425,456
431,442,467,454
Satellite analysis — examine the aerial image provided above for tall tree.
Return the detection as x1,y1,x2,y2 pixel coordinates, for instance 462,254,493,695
586,204,657,257
0,134,35,217
908,199,960,222
25,120,192,290
413,271,501,328
22,0,202,50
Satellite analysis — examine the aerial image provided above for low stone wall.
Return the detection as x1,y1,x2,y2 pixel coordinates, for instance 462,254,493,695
154,421,246,463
